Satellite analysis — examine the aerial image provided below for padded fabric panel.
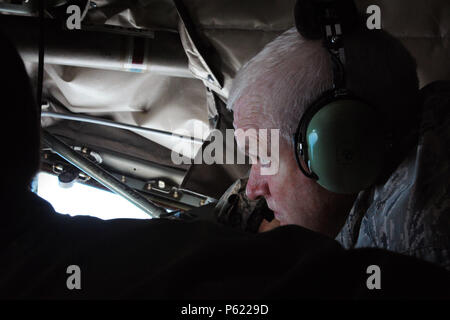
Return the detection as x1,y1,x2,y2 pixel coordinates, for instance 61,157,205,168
43,64,209,157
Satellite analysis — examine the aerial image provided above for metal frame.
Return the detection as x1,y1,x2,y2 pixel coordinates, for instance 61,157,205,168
42,111,205,144
42,130,167,218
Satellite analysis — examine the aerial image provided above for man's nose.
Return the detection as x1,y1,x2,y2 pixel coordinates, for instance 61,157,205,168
246,165,270,200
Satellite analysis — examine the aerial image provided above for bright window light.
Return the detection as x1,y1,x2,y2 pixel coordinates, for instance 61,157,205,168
37,171,151,220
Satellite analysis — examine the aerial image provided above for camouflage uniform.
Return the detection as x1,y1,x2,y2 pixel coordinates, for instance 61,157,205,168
336,81,450,270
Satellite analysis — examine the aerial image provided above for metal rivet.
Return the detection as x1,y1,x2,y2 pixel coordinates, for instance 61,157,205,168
158,180,165,189
121,176,126,183
199,199,206,206
146,184,152,191
173,191,179,199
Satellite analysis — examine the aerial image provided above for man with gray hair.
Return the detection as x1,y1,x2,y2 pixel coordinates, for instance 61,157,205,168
227,9,450,269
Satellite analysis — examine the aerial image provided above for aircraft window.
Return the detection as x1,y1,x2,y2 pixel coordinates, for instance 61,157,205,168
36,172,151,220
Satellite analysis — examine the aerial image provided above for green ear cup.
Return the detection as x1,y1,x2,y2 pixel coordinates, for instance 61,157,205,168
306,99,384,194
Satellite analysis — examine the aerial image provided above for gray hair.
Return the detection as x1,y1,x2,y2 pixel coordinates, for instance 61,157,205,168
227,26,420,154
227,27,332,145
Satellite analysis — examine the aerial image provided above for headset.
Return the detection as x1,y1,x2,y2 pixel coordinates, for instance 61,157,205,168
292,0,388,194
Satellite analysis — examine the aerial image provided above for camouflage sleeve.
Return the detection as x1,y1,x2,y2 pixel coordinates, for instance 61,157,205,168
337,81,450,270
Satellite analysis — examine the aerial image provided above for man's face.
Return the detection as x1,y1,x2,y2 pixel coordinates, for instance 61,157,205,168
233,105,356,238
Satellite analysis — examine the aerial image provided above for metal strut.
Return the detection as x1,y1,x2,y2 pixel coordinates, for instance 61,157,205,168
42,130,167,218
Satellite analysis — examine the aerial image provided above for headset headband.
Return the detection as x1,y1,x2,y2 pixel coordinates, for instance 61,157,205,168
295,0,359,90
